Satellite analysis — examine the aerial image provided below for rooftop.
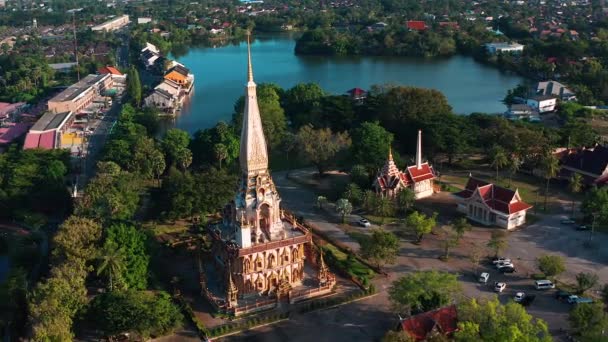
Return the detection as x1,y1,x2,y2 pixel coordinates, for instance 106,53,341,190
49,74,109,103
31,111,72,132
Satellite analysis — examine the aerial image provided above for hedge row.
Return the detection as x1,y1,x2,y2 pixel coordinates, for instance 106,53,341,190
208,312,290,338
175,295,210,338
298,286,376,314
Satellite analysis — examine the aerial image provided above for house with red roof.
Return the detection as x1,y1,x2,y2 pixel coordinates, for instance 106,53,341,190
373,130,435,199
346,87,367,101
454,177,532,229
400,305,458,341
407,20,427,31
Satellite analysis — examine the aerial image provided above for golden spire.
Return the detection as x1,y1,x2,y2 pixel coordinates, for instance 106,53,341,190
388,145,393,161
247,32,254,83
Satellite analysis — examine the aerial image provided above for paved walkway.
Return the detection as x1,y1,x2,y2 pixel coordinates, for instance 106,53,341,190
273,170,362,252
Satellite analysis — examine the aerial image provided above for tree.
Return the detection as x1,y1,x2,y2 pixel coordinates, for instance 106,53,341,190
375,196,396,225
317,196,327,210
537,254,566,280
296,124,351,175
575,272,599,295
405,211,437,243
569,302,608,341
350,164,369,188
468,243,484,274
489,145,509,181
382,330,415,342
455,297,551,342
127,66,142,107
52,216,102,263
361,228,399,269
343,183,363,206
96,245,125,291
508,156,521,187
350,121,394,169
581,186,608,227
76,172,142,221
175,148,193,171
441,229,458,261
283,82,326,128
104,223,150,290
602,284,608,304
190,122,239,167
486,230,508,258
87,290,183,338
161,128,191,167
569,173,583,217
452,217,472,243
335,198,353,223
396,188,415,215
213,143,228,169
540,153,559,211
389,270,461,316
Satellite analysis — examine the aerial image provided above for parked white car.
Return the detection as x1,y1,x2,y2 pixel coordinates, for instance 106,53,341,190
514,292,525,302
492,257,511,264
494,282,506,293
479,272,490,283
496,261,514,269
358,218,371,227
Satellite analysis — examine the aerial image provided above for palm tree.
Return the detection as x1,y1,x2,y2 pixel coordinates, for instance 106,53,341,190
541,153,560,211
97,246,125,291
508,156,521,188
213,143,228,169
490,145,509,181
335,198,353,224
569,173,583,218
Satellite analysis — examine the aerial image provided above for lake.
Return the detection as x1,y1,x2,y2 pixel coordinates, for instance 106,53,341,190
173,34,525,133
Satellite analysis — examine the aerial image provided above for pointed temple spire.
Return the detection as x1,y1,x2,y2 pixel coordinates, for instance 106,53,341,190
416,129,422,170
388,144,393,161
247,33,254,83
226,262,238,306
239,33,268,175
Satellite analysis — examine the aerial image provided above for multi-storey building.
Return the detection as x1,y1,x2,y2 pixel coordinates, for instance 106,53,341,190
47,74,113,114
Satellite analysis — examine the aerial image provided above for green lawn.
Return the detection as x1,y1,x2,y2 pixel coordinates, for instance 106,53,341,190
321,244,375,286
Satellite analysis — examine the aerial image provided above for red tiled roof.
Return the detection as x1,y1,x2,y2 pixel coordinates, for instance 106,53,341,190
401,305,458,341
454,177,532,215
407,21,427,31
347,87,366,96
23,131,55,150
98,66,123,75
406,163,435,182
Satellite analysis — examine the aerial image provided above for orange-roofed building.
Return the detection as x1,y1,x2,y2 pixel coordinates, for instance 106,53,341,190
98,66,123,76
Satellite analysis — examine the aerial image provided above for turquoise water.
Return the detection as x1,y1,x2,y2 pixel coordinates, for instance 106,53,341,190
173,34,525,133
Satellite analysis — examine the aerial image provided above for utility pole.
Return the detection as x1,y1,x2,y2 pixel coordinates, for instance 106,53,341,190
73,11,80,81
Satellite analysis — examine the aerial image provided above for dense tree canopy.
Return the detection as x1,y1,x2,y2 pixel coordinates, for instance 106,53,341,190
350,121,394,170
103,223,150,290
86,290,182,338
455,297,551,342
296,124,351,175
389,270,461,315
190,121,240,168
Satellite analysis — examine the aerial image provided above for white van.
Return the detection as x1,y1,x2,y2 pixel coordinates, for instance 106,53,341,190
535,280,555,290
479,272,490,283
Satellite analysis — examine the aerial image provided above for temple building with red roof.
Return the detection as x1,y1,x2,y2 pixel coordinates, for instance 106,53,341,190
373,130,435,199
454,177,532,230
400,305,458,341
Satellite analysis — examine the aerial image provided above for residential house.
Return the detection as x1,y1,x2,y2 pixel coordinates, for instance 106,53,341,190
454,177,532,230
407,20,427,31
91,15,130,32
47,74,113,114
485,42,525,54
346,87,367,101
505,104,539,121
0,102,27,123
557,145,608,185
144,88,179,114
373,130,435,200
141,48,160,69
137,17,153,24
164,64,194,92
23,111,73,150
526,95,557,113
536,80,577,101
400,305,459,341
0,123,30,150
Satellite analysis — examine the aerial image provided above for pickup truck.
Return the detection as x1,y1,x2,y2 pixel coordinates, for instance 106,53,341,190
567,295,593,304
